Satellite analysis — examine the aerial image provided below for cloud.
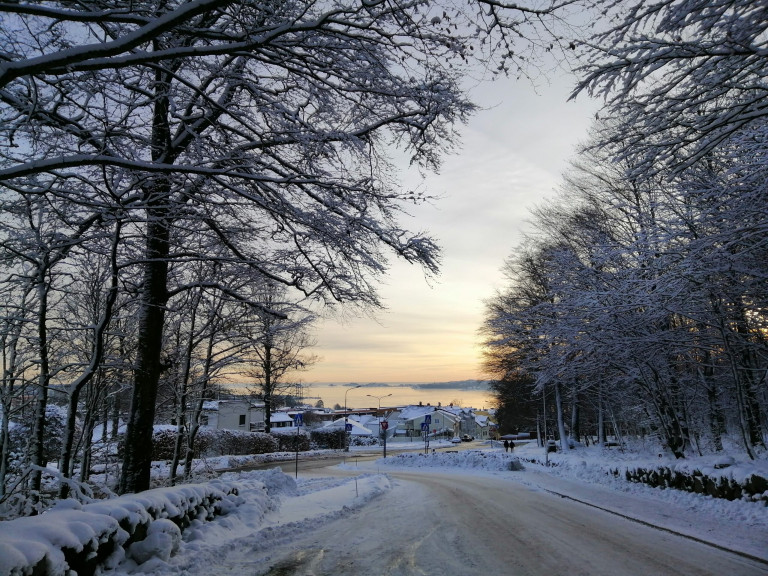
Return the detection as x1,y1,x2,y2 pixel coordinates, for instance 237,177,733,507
307,72,599,383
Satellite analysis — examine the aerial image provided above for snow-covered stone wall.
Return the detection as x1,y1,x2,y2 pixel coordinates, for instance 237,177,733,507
0,479,244,576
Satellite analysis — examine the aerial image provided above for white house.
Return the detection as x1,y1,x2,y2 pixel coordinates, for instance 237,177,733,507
269,411,295,429
324,416,373,437
473,414,491,439
201,399,265,432
395,406,460,438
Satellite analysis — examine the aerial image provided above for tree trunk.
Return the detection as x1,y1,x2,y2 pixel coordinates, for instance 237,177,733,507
29,275,50,497
119,210,170,493
59,228,120,497
171,307,198,485
0,326,22,498
570,387,580,443
263,344,273,433
702,357,724,452
0,406,9,498
554,381,569,451
185,328,216,480
119,61,173,493
598,383,605,446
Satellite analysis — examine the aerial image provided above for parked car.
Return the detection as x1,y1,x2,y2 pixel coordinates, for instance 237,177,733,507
449,437,461,444
461,434,474,442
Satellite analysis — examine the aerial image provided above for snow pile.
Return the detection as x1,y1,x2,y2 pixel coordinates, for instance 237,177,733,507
117,472,391,575
511,443,768,531
0,467,391,576
376,449,524,471
0,472,282,576
518,444,768,503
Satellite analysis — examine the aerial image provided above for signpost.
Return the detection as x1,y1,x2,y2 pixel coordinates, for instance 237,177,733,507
421,422,429,454
293,413,303,478
381,420,389,458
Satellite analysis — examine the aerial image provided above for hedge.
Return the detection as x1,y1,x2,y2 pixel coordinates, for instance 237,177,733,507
623,465,768,504
120,428,280,461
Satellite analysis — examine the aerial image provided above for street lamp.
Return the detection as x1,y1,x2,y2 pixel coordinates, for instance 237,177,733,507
367,393,392,457
344,384,361,452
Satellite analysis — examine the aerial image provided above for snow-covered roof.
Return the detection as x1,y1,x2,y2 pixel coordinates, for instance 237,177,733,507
270,412,294,422
324,417,373,436
398,405,436,420
202,399,265,411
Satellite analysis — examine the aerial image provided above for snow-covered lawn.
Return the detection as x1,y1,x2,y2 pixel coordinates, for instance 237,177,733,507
1,440,766,575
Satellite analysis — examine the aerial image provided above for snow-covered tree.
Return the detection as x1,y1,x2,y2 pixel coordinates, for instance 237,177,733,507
241,282,317,433
574,0,768,172
0,0,578,493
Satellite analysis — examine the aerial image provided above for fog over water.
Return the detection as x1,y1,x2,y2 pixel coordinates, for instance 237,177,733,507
300,381,494,410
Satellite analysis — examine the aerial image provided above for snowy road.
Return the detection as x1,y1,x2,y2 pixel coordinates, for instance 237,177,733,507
219,466,766,576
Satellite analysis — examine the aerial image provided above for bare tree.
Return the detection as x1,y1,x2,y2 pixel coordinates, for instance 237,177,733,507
0,0,580,493
243,283,317,433
573,0,768,172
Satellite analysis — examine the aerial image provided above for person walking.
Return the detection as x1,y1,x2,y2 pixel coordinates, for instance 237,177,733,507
503,440,509,452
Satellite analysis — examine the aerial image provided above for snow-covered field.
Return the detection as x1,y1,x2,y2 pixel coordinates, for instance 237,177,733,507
2,440,766,575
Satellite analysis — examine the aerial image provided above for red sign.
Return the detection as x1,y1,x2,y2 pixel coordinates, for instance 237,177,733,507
381,421,389,430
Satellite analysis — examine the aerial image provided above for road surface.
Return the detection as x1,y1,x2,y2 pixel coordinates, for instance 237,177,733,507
224,462,767,576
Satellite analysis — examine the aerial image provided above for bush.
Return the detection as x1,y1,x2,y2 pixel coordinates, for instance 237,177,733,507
7,404,71,466
350,435,378,447
213,429,278,456
128,428,280,461
310,429,346,449
271,432,310,452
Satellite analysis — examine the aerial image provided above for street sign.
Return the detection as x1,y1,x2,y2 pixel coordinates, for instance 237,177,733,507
421,422,428,431
345,423,353,432
293,414,303,426
424,415,432,425
381,421,389,430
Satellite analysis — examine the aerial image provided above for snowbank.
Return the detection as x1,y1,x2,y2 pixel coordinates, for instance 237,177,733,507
0,472,285,576
376,450,524,471
517,445,768,504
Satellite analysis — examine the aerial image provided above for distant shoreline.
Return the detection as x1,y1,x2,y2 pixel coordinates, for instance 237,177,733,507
309,379,491,390
222,380,495,409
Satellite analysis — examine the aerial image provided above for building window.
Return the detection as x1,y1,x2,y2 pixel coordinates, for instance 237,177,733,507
239,414,246,426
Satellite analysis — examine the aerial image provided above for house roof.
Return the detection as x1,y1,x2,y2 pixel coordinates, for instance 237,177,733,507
202,399,265,411
270,412,294,422
399,406,460,423
398,405,436,420
324,417,373,436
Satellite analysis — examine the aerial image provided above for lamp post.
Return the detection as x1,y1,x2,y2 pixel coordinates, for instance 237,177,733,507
344,384,361,452
367,393,392,457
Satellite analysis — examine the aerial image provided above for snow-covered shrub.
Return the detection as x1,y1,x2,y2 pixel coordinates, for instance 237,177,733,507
8,404,71,467
350,435,378,447
119,428,280,462
150,426,179,460
214,429,278,455
310,428,346,449
271,430,310,452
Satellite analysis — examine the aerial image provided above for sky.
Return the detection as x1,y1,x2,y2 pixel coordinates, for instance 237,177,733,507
306,71,600,384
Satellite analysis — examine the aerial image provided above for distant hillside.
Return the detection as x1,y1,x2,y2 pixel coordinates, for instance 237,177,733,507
411,380,490,390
